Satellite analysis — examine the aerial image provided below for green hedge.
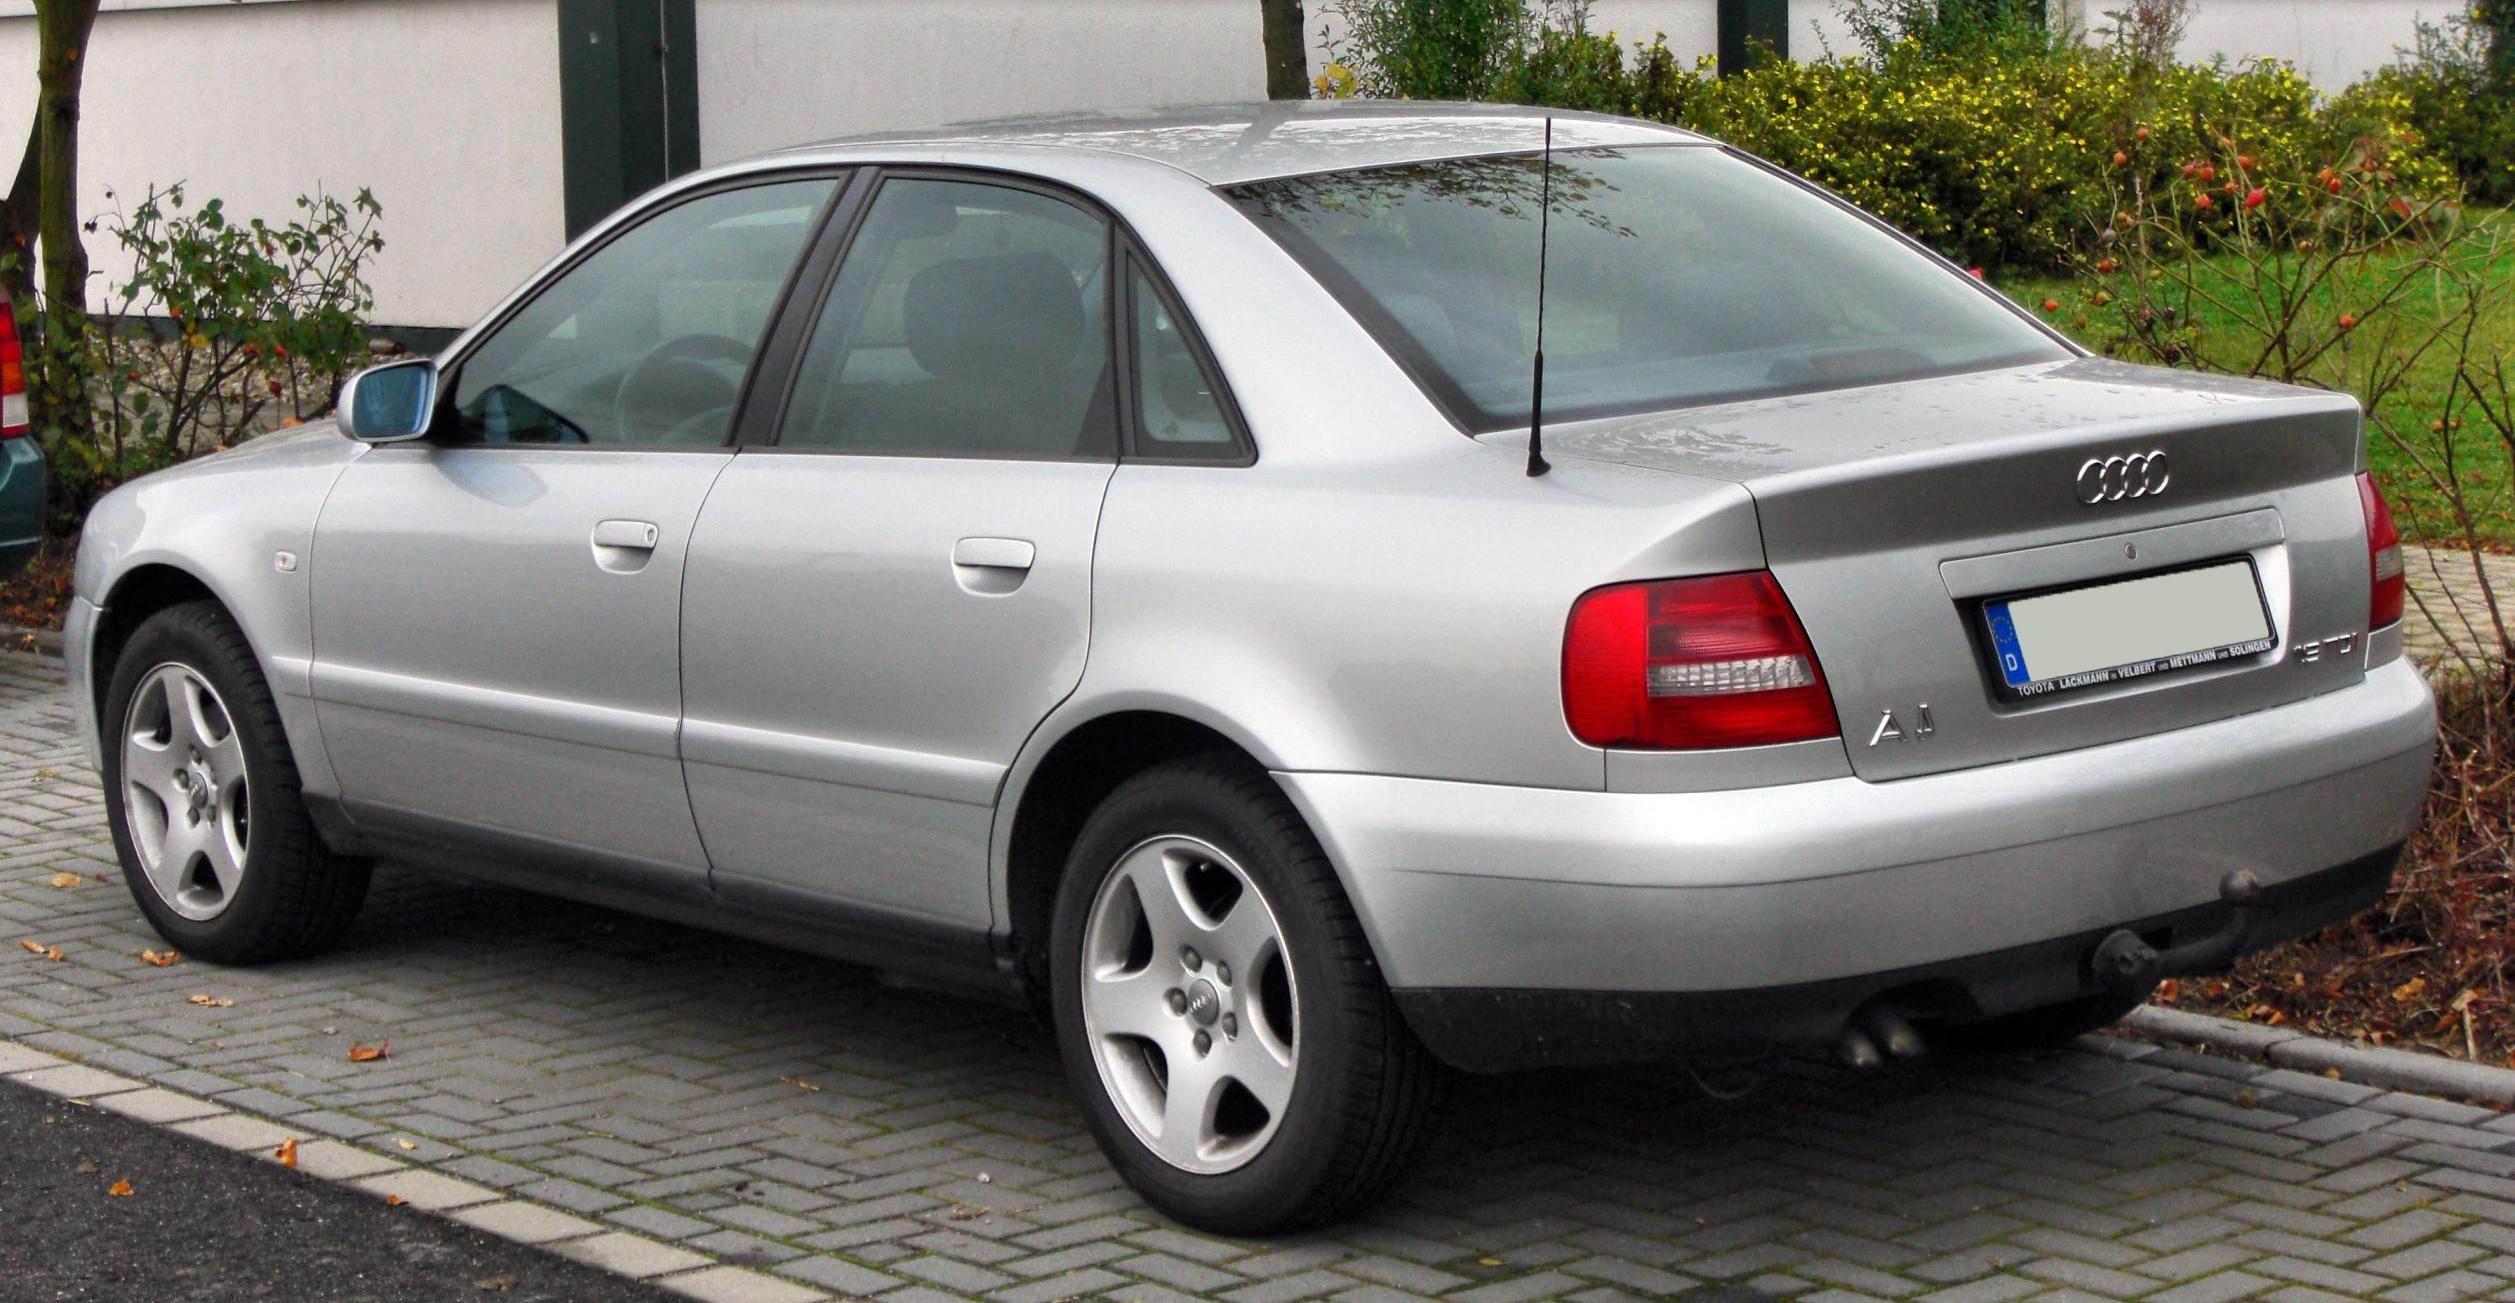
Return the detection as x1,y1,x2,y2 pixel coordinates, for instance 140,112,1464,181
1324,7,2467,273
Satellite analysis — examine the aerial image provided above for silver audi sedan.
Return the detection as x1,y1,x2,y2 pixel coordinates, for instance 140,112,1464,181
68,103,2434,1232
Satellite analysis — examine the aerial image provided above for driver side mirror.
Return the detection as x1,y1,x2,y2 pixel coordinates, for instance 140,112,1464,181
337,358,438,443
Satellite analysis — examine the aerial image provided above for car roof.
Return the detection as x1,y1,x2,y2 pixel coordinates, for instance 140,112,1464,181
769,101,1708,187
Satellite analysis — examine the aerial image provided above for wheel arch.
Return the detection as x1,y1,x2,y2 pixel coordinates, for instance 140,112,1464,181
995,699,1288,997
90,562,234,719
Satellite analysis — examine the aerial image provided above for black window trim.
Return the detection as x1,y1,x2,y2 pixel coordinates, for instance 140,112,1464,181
742,163,1256,469
422,166,856,454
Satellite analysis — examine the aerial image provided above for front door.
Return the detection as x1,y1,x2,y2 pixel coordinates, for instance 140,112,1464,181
311,176,839,876
680,174,1122,927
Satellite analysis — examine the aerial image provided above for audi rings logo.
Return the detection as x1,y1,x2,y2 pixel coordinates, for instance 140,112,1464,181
2075,451,2172,505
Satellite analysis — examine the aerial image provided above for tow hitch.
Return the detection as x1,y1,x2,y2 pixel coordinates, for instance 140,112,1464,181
2090,870,2264,996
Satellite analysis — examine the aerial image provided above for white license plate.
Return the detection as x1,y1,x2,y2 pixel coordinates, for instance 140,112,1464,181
1984,560,2275,698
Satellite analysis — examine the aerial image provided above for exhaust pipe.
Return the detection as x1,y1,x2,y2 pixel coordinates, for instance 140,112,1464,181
1861,1005,1928,1061
1837,1003,1927,1069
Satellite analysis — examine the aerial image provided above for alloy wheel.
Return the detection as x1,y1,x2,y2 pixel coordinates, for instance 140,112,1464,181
1079,835,1299,1174
120,663,252,921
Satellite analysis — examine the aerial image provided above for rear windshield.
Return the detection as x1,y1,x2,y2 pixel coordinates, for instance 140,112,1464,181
1227,145,2069,430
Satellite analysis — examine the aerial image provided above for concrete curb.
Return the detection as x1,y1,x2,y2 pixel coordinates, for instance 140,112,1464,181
2121,1004,2515,1105
0,1038,828,1302
0,625,62,657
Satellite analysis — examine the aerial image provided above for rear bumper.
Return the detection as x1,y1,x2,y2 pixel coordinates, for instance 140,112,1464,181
1394,844,2396,1070
0,437,41,579
1278,657,2434,1067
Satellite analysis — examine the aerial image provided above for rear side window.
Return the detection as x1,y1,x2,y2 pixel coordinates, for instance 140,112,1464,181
1228,146,2067,430
1125,263,1240,459
779,178,1117,458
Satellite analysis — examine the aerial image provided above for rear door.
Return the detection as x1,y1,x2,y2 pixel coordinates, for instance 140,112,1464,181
311,175,839,872
679,172,1125,929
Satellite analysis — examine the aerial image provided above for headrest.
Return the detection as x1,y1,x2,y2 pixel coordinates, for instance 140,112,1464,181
904,252,1084,382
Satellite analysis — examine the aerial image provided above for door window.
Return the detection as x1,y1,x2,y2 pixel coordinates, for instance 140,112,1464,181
449,178,837,447
779,178,1117,458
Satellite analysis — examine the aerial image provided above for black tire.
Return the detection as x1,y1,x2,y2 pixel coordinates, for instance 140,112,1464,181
100,601,370,964
1049,755,1448,1234
1941,989,2148,1054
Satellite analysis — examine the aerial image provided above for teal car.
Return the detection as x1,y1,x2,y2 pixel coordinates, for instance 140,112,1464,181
0,289,38,579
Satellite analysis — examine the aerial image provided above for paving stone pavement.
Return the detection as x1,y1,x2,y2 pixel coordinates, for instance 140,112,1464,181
2401,546,2514,668
9,650,2515,1303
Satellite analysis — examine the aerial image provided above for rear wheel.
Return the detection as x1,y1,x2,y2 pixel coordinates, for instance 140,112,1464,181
101,602,370,964
1049,756,1446,1234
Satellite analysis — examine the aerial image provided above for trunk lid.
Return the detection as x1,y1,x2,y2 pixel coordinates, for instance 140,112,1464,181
1518,357,2373,781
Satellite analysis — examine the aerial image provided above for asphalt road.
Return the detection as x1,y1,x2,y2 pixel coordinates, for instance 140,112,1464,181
0,1079,669,1302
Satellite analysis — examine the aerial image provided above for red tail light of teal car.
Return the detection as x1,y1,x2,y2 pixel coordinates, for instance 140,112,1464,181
0,291,27,439
1562,571,1839,750
2358,472,2404,629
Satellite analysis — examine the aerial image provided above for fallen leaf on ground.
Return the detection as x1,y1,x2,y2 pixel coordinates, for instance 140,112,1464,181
2393,976,2428,1002
779,1076,820,1092
947,1205,982,1221
475,1274,515,1292
47,873,79,889
274,1138,298,1169
139,949,181,968
186,994,232,1008
347,1042,388,1063
385,1194,406,1206
106,1179,132,1198
73,1160,96,1175
395,1138,416,1151
18,940,62,962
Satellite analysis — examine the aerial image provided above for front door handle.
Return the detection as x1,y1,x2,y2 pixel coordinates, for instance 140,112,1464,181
592,519,661,574
952,537,1035,571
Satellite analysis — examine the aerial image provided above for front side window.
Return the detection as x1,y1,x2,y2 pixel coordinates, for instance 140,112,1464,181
1229,146,2068,430
449,178,837,447
778,178,1116,458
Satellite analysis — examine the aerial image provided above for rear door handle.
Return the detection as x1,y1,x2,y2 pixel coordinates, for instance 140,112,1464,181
594,519,660,551
592,519,661,574
952,537,1035,571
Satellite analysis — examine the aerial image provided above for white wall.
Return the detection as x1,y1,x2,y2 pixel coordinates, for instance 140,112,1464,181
0,0,565,330
2174,0,2442,89
694,0,1275,163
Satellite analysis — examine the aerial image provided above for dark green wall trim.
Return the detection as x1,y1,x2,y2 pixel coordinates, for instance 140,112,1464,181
1717,0,1790,73
558,0,701,239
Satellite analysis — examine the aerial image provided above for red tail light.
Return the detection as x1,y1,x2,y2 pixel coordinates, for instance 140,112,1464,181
2358,471,2404,628
1563,571,1839,750
0,291,26,440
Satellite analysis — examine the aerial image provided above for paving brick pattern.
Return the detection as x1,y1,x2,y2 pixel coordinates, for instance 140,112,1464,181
8,648,2515,1301
2401,546,2514,668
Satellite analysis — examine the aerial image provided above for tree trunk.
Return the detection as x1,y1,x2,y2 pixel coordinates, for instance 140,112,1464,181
30,0,102,464
1261,0,1309,99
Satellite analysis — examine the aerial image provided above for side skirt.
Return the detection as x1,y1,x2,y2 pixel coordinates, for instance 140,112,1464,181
313,796,1024,1006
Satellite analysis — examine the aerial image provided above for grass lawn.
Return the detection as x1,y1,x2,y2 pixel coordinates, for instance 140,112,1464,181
1993,210,2515,549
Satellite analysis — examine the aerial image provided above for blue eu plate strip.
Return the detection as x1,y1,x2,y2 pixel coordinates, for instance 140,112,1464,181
1985,601,2032,688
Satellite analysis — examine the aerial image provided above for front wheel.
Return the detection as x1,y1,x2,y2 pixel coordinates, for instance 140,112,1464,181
100,601,371,964
1049,756,1447,1234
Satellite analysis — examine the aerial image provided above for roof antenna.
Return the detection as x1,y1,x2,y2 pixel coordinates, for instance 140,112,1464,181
1526,116,1554,478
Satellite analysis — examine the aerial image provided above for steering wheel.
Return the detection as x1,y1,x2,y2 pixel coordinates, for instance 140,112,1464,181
611,334,753,445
